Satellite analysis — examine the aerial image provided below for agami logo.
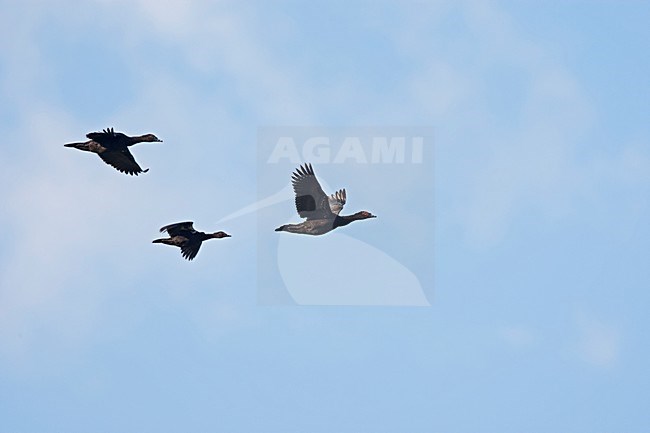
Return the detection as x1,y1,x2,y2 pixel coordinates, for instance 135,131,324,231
255,126,434,306
267,136,424,164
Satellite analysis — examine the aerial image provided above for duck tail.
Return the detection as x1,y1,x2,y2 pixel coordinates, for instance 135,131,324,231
64,141,91,151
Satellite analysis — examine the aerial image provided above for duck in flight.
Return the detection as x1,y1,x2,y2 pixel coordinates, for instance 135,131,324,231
153,221,231,261
275,163,376,235
64,127,162,175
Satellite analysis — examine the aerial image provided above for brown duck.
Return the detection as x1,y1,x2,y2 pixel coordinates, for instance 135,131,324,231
153,221,231,261
64,127,162,175
275,163,376,235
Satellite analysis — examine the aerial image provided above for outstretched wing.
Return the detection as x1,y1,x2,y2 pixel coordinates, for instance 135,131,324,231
87,127,129,148
160,221,196,237
328,188,346,215
86,128,115,145
180,241,202,261
97,148,148,176
291,163,333,220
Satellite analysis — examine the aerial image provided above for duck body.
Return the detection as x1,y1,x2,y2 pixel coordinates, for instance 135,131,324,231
64,127,162,175
275,163,376,236
153,221,230,261
275,219,334,236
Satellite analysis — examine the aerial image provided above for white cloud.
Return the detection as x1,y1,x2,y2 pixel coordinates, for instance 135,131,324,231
1,0,645,367
408,60,473,118
498,325,534,347
0,0,321,361
396,1,649,248
0,112,112,360
576,313,621,368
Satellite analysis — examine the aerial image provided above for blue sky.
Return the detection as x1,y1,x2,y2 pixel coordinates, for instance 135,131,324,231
1,1,649,432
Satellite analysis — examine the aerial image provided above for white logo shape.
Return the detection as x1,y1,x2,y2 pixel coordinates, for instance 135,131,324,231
218,180,430,306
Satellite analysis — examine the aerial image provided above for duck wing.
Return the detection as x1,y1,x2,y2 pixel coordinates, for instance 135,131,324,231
87,128,130,148
291,163,334,220
160,221,196,237
328,188,346,215
180,240,202,261
86,128,117,146
98,148,149,176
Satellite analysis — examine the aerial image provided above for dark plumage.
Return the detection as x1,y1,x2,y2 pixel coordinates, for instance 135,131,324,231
152,221,231,261
275,163,376,235
64,127,162,175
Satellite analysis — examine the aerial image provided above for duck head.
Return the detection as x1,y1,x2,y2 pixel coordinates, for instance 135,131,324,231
355,211,377,220
141,134,163,142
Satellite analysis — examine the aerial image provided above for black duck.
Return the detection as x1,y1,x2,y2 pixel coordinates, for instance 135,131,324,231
153,221,231,261
64,127,161,175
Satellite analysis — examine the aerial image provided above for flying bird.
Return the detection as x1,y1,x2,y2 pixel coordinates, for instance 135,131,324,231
275,163,376,235
64,127,162,175
153,221,231,261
